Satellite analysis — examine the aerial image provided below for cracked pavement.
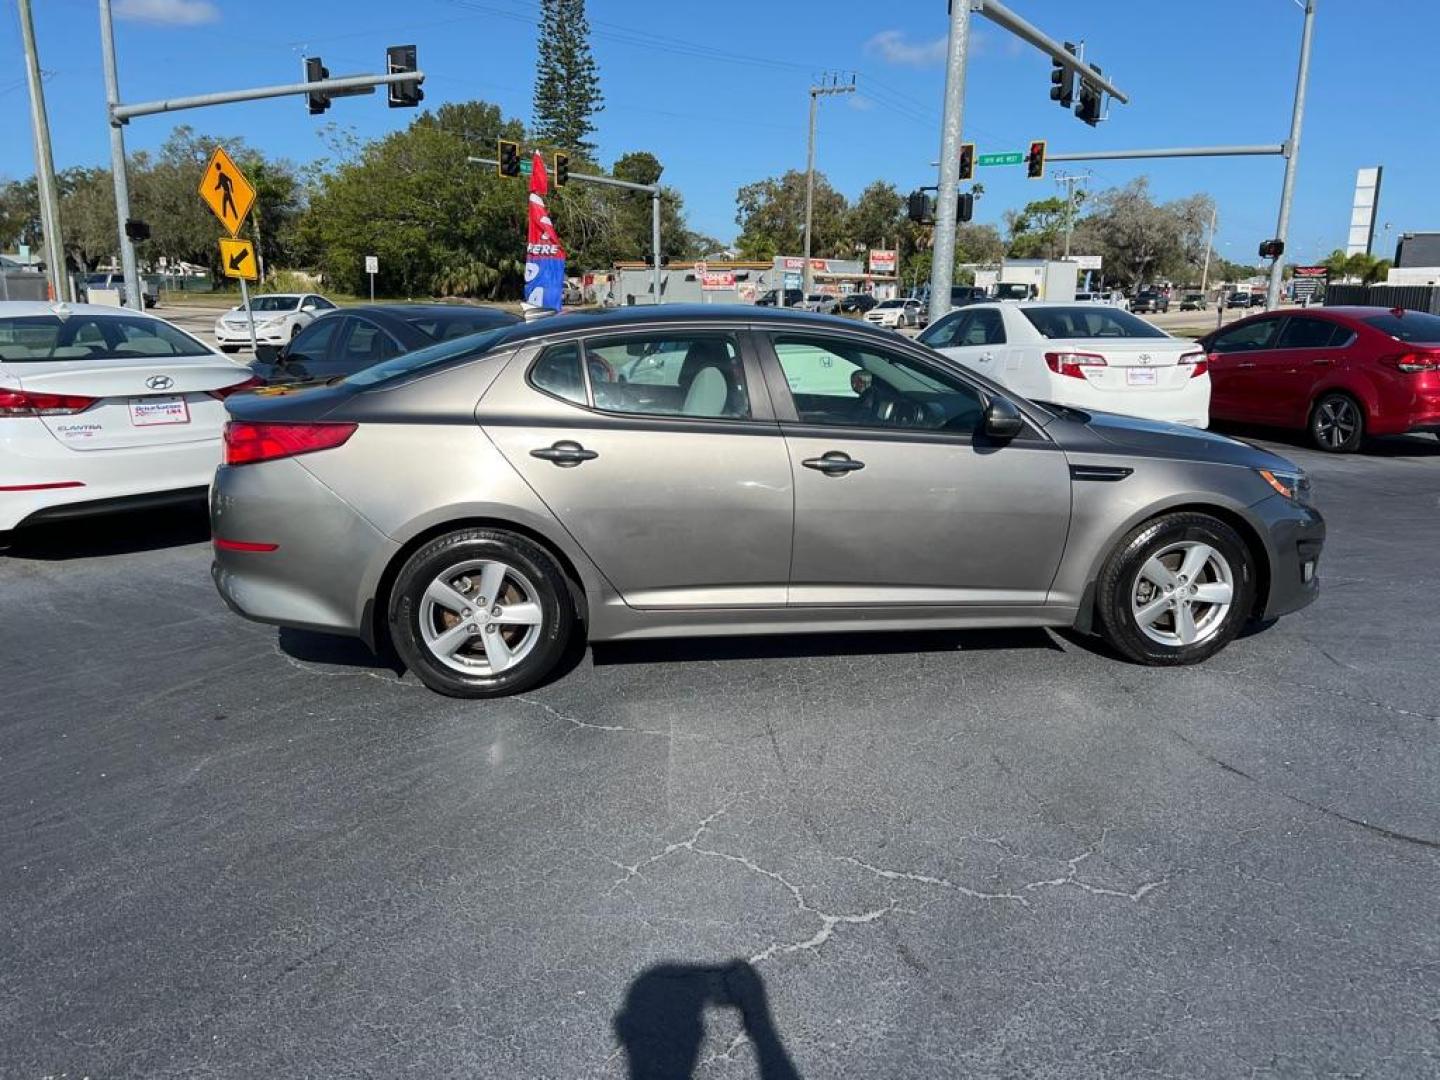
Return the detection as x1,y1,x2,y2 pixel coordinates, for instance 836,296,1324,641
2,433,1439,1078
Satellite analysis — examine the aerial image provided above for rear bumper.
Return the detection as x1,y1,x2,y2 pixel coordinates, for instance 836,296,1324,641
1047,376,1211,429
1253,495,1326,620
210,458,397,641
1,424,222,531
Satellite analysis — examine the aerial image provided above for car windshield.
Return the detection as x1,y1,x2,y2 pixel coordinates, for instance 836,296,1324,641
0,313,211,361
344,325,514,387
245,296,301,312
1023,306,1170,340
1361,310,1440,344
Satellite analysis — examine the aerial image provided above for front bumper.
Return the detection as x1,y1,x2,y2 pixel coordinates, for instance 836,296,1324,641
1253,494,1325,620
215,323,289,345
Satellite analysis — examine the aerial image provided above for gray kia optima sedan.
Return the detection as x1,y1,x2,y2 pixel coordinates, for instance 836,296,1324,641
210,305,1324,698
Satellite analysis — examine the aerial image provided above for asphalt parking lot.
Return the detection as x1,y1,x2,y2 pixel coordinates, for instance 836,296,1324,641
3,430,1439,1078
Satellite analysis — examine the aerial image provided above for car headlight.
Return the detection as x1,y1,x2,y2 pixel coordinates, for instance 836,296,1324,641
1257,467,1311,505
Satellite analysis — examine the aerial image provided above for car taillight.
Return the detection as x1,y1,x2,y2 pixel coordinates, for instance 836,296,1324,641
224,421,357,466
207,375,264,401
1179,350,1209,378
1385,351,1440,374
1044,351,1107,379
0,388,98,417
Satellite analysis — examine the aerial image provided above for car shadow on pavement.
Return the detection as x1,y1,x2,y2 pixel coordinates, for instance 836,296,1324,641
592,626,1061,667
1211,422,1440,459
613,960,802,1080
277,627,408,677
2,500,210,561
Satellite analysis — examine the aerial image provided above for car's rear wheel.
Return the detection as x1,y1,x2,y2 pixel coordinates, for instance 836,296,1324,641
1310,392,1364,453
389,528,575,698
1096,512,1256,666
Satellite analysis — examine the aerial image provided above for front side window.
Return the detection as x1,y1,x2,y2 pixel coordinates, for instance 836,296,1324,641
772,335,986,434
1209,318,1281,353
0,314,210,362
585,333,750,419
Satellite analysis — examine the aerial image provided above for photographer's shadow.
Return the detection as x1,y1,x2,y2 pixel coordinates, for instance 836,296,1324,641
614,961,800,1080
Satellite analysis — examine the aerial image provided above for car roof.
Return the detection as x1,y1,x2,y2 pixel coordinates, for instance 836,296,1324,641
482,303,908,348
342,303,517,321
0,301,161,318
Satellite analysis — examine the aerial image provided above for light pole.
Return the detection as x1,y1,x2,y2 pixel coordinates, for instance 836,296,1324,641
19,0,70,302
1265,0,1317,310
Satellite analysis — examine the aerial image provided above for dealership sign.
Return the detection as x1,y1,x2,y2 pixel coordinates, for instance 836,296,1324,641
701,270,736,290
869,249,897,274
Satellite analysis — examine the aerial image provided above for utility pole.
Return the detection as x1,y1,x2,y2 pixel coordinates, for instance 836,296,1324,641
1054,171,1089,259
1200,204,1218,296
98,0,143,309
801,74,854,299
1266,0,1316,311
929,5,971,326
19,0,70,302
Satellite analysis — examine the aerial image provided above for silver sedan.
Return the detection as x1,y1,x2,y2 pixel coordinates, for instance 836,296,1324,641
211,306,1324,698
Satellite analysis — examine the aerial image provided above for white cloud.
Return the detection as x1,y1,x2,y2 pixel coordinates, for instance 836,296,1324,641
865,30,947,68
114,0,219,26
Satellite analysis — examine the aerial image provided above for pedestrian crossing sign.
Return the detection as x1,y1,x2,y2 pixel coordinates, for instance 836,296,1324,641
198,146,256,237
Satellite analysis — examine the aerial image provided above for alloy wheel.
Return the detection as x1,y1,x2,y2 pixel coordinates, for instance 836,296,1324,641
1313,396,1359,450
1130,541,1235,647
418,559,544,675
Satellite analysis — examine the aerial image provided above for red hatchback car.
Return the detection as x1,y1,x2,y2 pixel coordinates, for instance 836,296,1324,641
1198,306,1440,452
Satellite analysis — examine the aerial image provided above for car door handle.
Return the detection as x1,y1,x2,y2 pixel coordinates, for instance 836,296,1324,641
802,451,865,476
530,440,598,466
1236,361,1257,369
1312,357,1334,366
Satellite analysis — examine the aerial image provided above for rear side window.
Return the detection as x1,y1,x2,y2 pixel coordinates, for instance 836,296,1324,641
1277,317,1350,349
586,334,750,419
1022,307,1168,340
1209,318,1281,353
0,314,210,362
1362,310,1440,344
530,342,587,405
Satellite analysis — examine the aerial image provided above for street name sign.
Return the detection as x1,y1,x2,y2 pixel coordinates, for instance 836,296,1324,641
977,152,1024,167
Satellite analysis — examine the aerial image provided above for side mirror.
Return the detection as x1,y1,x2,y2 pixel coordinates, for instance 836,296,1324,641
253,343,281,365
983,397,1025,440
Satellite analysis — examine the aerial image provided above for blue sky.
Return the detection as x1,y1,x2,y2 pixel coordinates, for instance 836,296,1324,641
4,0,1436,264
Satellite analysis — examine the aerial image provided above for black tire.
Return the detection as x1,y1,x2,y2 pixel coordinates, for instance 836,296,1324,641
388,528,576,698
1309,391,1365,453
290,323,302,340
1096,512,1257,666
218,344,238,353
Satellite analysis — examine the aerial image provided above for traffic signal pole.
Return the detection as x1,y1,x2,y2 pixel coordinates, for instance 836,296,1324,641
467,157,664,304
1266,0,1316,310
98,0,423,310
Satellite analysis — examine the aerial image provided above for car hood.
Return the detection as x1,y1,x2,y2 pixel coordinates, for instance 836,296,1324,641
1058,407,1297,471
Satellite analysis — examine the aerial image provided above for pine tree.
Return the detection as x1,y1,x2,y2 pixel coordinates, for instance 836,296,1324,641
532,0,604,157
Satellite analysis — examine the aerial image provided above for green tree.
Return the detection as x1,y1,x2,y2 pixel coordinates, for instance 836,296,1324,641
1004,196,1074,259
57,168,118,270
1068,179,1214,287
734,169,848,260
845,181,904,252
532,0,604,156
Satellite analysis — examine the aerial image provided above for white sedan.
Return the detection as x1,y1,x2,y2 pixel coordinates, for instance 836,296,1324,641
918,301,1210,428
213,292,335,352
863,298,924,329
0,302,256,542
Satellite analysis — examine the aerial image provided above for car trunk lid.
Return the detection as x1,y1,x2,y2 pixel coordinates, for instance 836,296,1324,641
1053,338,1204,392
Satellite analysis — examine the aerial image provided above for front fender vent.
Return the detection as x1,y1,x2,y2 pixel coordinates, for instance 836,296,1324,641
1069,464,1134,482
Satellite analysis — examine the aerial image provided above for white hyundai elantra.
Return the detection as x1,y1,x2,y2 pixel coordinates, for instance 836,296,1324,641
0,302,257,544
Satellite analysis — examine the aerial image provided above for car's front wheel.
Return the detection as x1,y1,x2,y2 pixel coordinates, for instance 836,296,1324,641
389,528,576,697
1096,512,1256,666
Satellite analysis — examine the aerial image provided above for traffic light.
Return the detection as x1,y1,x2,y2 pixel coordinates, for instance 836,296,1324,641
497,139,521,178
1259,239,1285,259
553,152,569,187
958,143,975,182
907,190,932,224
386,45,423,108
1076,65,1103,126
957,192,974,223
1050,43,1076,108
124,218,150,242
305,56,331,115
1026,140,1047,180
